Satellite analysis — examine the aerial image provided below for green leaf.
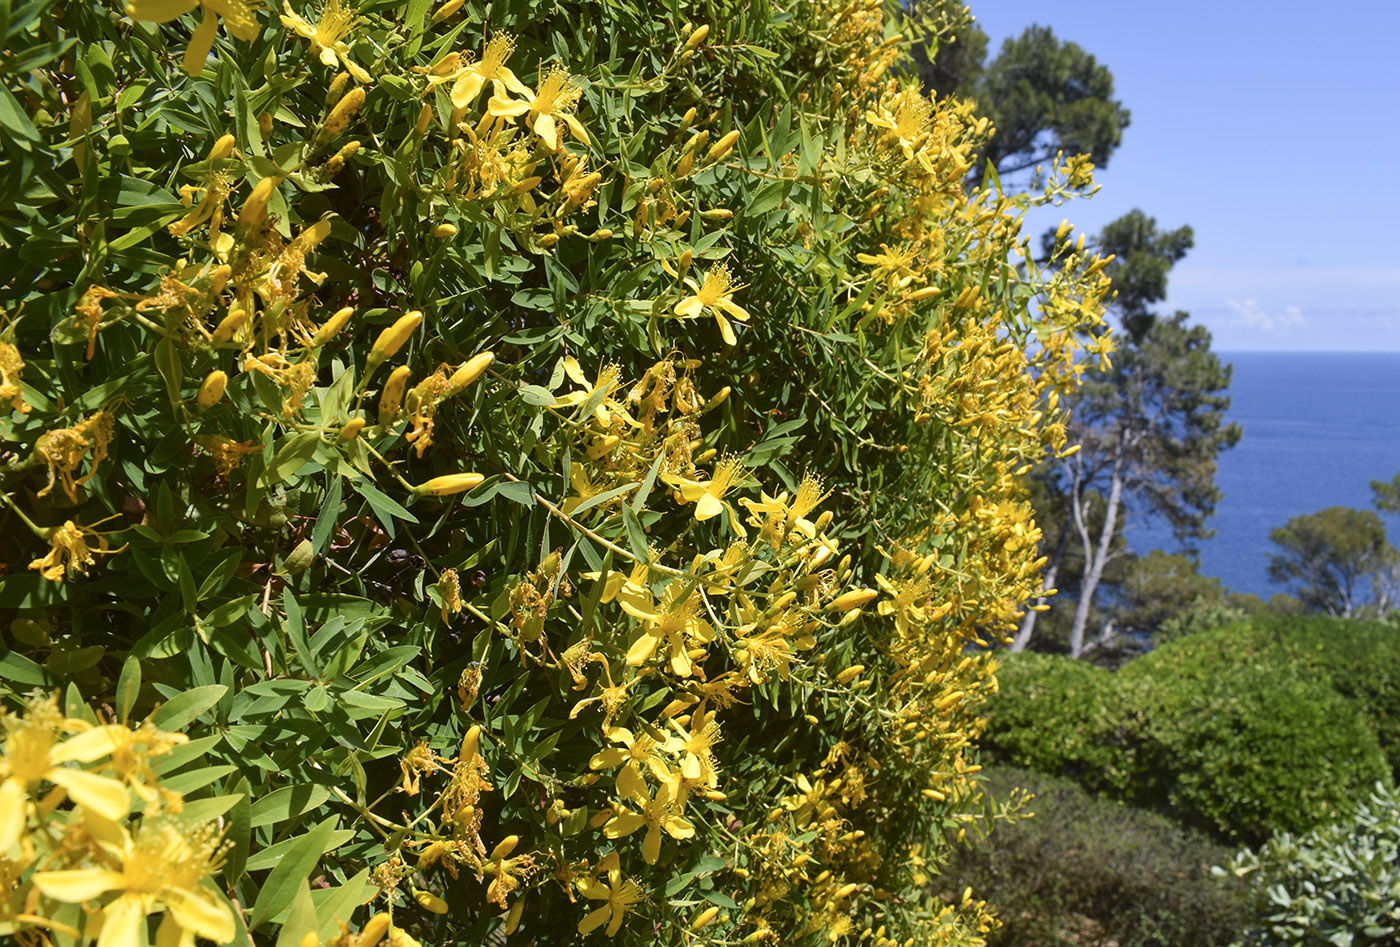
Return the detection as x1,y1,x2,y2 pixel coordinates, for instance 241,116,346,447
261,432,323,487
152,685,228,731
313,868,371,939
224,778,253,884
518,384,556,406
115,655,141,724
250,783,332,828
274,880,318,947
249,815,339,930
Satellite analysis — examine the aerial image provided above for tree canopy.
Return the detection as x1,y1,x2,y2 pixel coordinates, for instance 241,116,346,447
1268,507,1398,618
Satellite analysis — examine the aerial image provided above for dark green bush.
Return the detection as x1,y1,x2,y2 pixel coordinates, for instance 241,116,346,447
984,651,1138,794
942,767,1252,947
987,631,1393,844
1121,634,1391,844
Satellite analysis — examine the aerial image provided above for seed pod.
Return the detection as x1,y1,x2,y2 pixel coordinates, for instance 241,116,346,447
338,417,366,440
378,366,411,425
197,370,227,408
366,310,423,371
410,472,484,496
707,130,740,162
211,308,246,345
447,352,494,393
312,306,355,347
490,834,519,860
415,891,449,914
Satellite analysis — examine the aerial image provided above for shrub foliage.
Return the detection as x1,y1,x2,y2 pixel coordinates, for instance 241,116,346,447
0,0,1113,944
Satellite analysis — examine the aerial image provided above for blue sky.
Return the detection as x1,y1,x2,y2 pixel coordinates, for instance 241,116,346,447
971,2,1400,352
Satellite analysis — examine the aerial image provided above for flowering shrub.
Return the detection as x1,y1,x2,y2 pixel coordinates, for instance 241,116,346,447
0,0,1111,944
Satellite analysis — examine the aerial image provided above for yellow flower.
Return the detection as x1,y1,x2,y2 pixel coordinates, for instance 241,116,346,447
740,472,831,544
602,768,694,865
0,695,129,850
33,816,234,947
488,63,590,151
674,262,750,346
665,709,721,789
588,727,670,797
29,514,126,584
0,342,30,415
447,33,531,109
661,453,747,533
280,0,371,83
619,581,715,676
124,0,262,77
577,857,644,937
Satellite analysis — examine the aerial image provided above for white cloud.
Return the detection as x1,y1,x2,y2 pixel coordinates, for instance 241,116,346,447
1226,298,1307,334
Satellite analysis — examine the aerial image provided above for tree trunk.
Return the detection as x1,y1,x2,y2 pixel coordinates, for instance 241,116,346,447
1011,523,1068,653
1069,458,1125,658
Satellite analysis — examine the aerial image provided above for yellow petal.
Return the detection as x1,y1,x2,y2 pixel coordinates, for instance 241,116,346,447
718,298,750,322
51,725,121,763
664,815,695,840
626,631,659,667
641,824,661,864
48,767,130,821
451,72,485,109
588,748,626,770
694,493,723,521
33,867,126,902
602,812,644,840
97,895,148,947
487,94,529,118
563,112,591,146
616,763,647,804
606,905,626,937
674,296,703,319
165,887,236,944
578,904,612,934
181,11,219,76
125,0,197,21
0,780,26,851
154,912,189,947
318,46,339,68
499,67,531,97
714,311,736,347
532,113,558,150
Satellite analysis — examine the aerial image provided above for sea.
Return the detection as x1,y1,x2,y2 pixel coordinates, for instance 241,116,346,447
1124,352,1400,600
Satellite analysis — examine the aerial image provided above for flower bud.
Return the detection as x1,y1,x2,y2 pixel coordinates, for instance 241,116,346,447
505,899,524,934
447,351,494,393
378,366,411,425
490,834,519,860
683,23,709,51
707,130,740,162
430,0,463,22
459,724,481,759
197,370,227,408
692,906,720,930
415,891,449,914
700,208,732,220
415,102,433,136
299,931,320,947
338,417,366,440
318,86,365,145
367,310,423,370
411,473,484,496
835,664,865,685
208,133,237,161
312,306,355,347
828,589,877,612
238,177,281,228
432,223,458,238
211,308,246,345
360,914,391,947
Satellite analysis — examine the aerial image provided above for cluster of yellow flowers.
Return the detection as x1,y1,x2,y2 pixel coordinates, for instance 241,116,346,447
0,694,230,947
